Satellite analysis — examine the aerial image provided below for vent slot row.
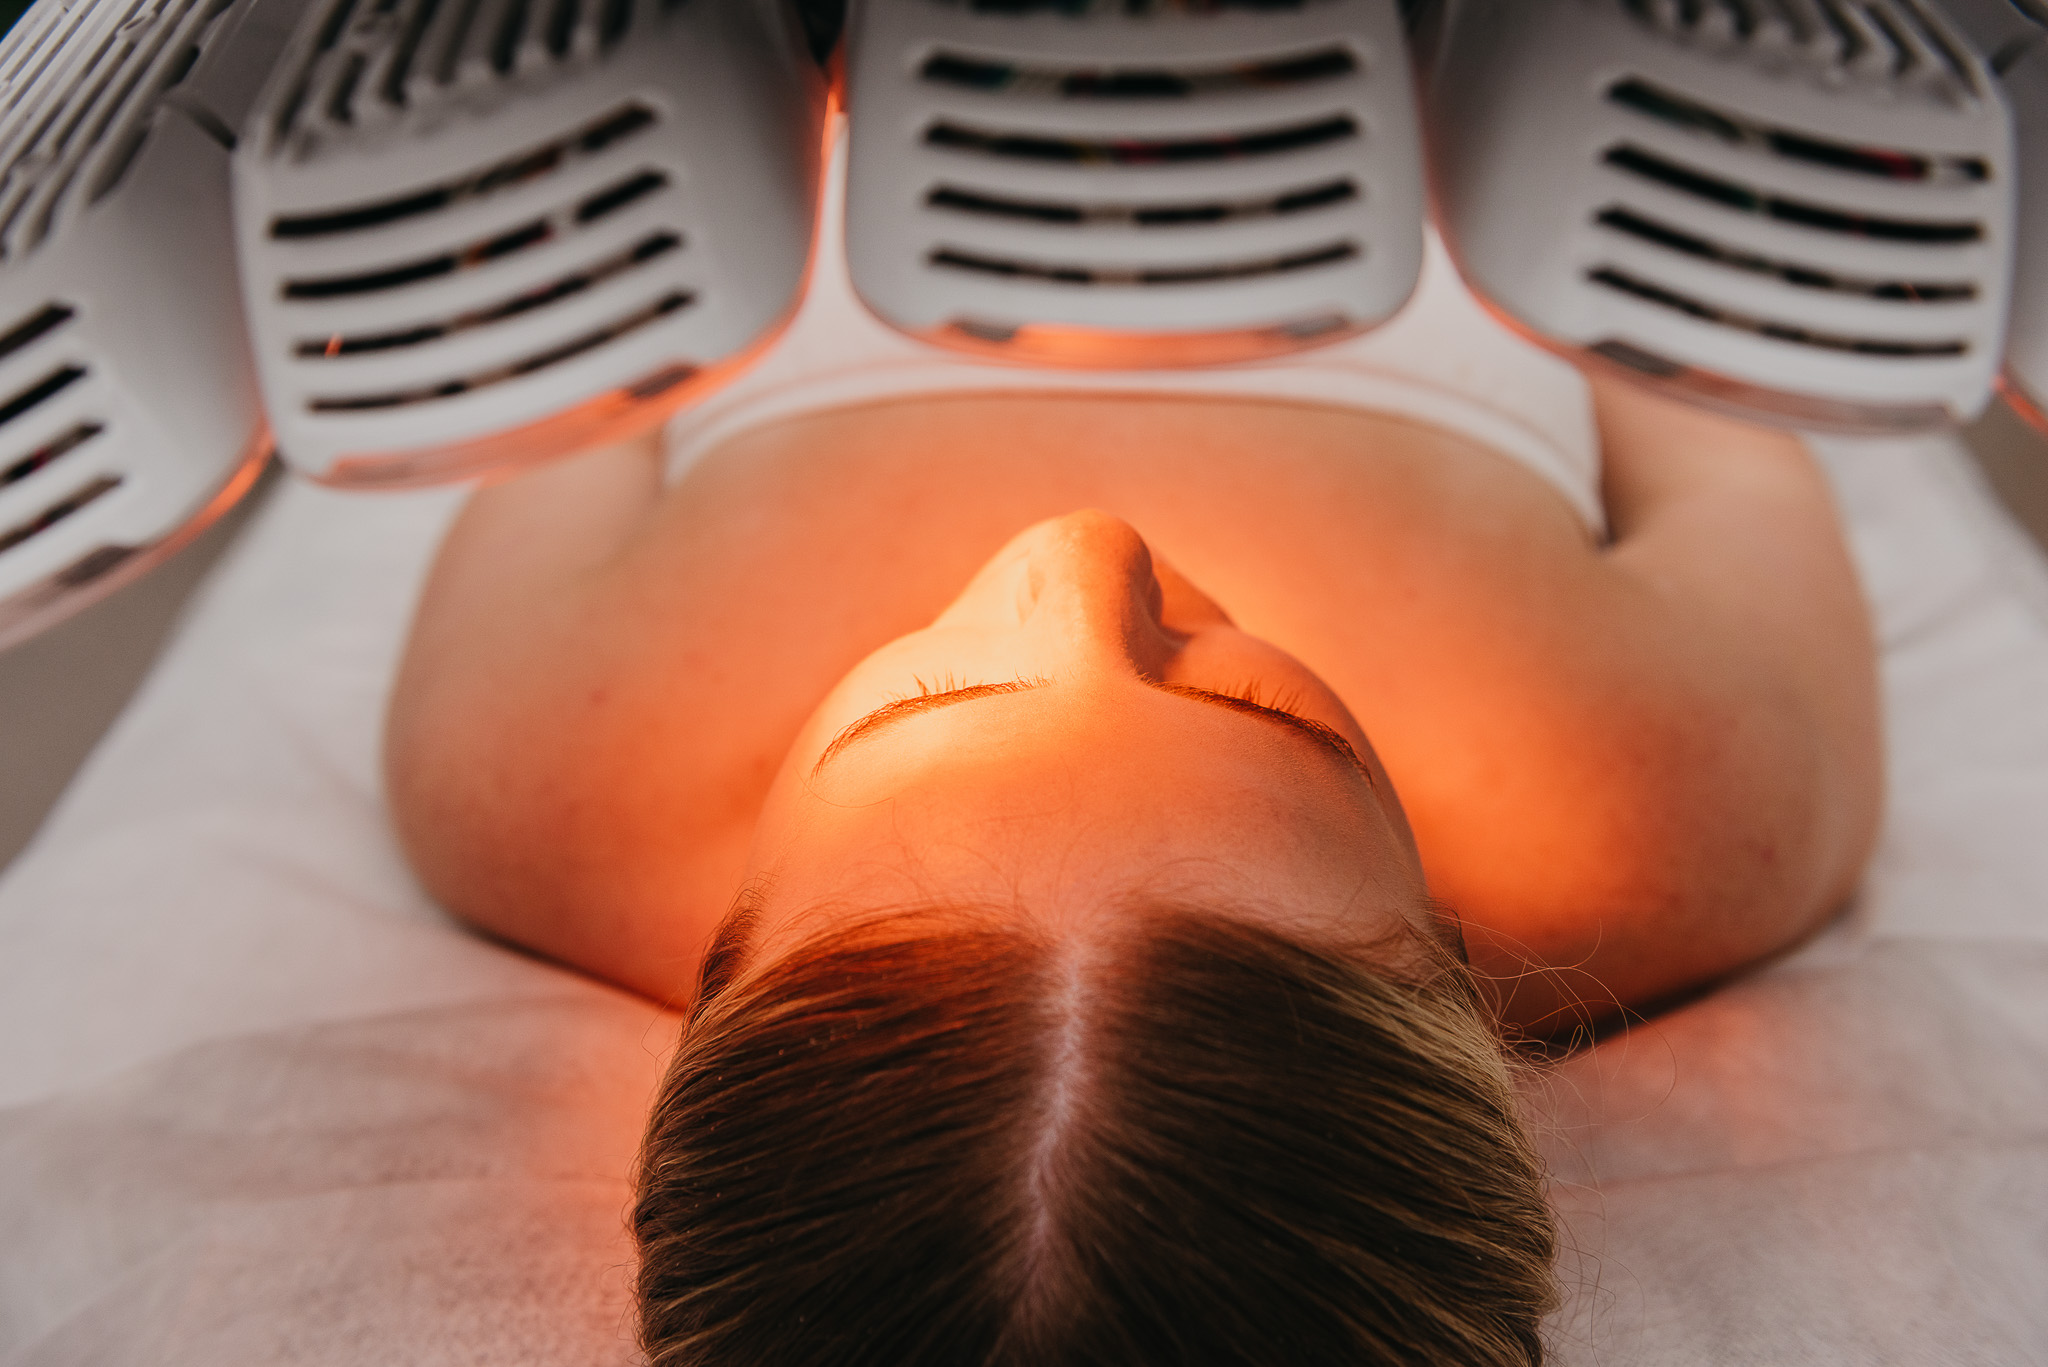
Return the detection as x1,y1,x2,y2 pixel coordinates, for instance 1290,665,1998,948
0,3,150,251
381,0,451,105
294,230,680,355
0,364,86,428
0,0,88,95
928,177,1356,225
1588,264,1969,356
284,219,551,298
925,113,1357,164
929,238,1356,285
928,0,1318,13
1,421,103,489
1603,145,1983,243
0,303,73,365
1595,206,1976,301
269,102,654,238
0,473,121,556
270,0,364,139
1607,78,1989,183
0,0,141,155
1617,0,1974,90
290,0,645,131
279,161,669,299
306,290,690,410
0,0,231,253
919,45,1355,98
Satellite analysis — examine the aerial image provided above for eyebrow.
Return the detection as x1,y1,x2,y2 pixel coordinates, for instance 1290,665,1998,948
811,677,1371,785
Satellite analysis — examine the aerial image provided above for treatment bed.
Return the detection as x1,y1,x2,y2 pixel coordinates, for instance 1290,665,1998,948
0,427,2044,1365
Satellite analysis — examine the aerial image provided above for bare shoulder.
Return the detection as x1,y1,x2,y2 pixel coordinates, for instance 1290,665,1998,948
383,432,747,1003
1429,374,1882,1031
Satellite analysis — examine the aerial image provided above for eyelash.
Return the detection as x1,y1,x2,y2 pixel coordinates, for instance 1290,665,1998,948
906,674,1311,721
1210,679,1310,718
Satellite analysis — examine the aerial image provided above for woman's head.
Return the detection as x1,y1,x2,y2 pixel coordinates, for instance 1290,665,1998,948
632,511,1557,1362
635,905,1557,1366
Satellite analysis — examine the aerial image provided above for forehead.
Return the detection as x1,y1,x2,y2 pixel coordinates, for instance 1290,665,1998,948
756,688,1421,958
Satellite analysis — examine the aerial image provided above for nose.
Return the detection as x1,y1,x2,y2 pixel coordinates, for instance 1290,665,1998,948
957,511,1178,680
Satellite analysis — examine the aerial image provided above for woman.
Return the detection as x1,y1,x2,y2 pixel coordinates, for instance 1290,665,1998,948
383,194,1880,1361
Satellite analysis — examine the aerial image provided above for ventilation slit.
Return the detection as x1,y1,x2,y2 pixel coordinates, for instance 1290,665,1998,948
293,231,680,355
282,218,551,299
0,304,73,363
384,0,448,103
598,0,632,47
1,421,102,488
934,0,1316,12
268,101,655,237
918,45,1355,97
1588,266,1969,355
426,0,487,85
1607,78,1989,182
929,239,1357,286
544,0,578,56
0,473,121,556
576,169,666,222
580,102,653,153
327,50,368,123
1594,206,1976,300
925,114,1357,164
160,42,201,90
277,0,365,137
306,291,691,410
1602,144,1983,242
491,0,532,73
0,365,86,428
926,177,1355,227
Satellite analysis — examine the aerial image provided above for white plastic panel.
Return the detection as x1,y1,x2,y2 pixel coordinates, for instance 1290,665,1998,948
0,0,286,652
1426,0,2017,433
235,0,825,486
844,0,1426,366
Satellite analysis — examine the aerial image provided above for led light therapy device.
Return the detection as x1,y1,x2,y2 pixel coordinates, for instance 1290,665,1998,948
233,0,825,487
0,0,295,651
842,0,1427,366
1425,0,2017,433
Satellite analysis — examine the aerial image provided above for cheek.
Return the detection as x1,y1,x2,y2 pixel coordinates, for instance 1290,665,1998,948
1151,556,1231,631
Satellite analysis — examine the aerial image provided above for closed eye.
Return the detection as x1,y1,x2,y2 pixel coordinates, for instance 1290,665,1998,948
1150,681,1371,787
812,675,1370,787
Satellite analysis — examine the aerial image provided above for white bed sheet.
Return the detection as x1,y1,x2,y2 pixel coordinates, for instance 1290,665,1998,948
1,431,2044,1365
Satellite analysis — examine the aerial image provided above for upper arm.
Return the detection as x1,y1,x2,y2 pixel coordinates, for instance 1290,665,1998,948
1593,370,1881,872
1453,372,1882,1031
383,432,726,1001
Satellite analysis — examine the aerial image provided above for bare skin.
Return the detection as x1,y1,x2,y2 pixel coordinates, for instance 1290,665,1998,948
385,371,1881,1033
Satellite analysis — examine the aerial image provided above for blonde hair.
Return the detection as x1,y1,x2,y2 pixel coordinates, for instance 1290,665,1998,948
635,903,1558,1365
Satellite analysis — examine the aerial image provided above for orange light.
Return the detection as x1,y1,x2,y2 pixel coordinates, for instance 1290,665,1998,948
1999,370,2048,436
924,315,1364,370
